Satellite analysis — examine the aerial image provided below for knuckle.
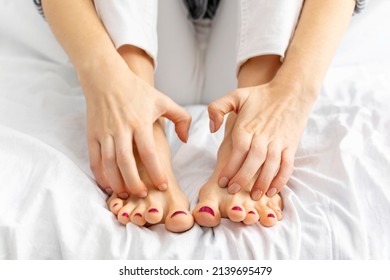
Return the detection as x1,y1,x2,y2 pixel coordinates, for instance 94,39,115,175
102,155,116,168
116,150,131,166
267,149,280,160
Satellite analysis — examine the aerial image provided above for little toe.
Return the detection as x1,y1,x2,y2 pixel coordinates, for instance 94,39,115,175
193,201,221,228
108,198,124,215
165,208,194,233
145,206,164,225
243,209,259,225
267,203,283,220
257,205,278,227
226,204,247,223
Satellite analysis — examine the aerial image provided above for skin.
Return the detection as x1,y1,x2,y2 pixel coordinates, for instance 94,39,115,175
42,0,356,229
208,0,356,200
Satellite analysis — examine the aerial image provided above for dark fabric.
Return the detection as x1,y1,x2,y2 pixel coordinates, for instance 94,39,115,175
182,0,221,20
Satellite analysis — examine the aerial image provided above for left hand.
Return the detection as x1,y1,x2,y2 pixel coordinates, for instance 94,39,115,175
208,79,316,200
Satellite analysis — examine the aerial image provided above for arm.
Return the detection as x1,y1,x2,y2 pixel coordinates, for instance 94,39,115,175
41,0,191,197
208,0,356,200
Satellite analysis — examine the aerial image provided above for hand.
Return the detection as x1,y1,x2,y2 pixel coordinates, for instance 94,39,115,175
80,55,191,199
208,79,316,200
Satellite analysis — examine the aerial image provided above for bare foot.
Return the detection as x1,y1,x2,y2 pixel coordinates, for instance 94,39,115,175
107,121,194,233
193,113,283,227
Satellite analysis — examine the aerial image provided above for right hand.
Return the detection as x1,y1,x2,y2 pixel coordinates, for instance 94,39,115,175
79,55,191,199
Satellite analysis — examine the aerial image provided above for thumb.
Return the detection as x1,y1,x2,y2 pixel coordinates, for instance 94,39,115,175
160,96,192,143
208,90,242,133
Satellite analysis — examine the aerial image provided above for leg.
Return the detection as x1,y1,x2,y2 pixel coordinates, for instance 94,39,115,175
193,55,283,227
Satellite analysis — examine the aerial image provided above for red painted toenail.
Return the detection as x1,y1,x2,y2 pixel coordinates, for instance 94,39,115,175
134,213,142,218
122,212,129,218
113,203,119,208
232,206,243,211
267,213,275,218
148,208,159,213
249,211,256,215
171,211,187,218
199,206,215,216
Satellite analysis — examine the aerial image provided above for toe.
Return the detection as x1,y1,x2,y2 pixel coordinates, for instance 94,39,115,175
130,206,147,226
108,198,124,215
243,209,259,225
117,201,136,225
193,200,221,228
226,204,247,222
145,206,164,225
165,208,194,233
257,205,278,227
267,202,283,220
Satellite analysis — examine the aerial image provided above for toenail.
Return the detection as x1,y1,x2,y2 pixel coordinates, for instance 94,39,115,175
105,188,113,195
267,213,275,218
122,212,129,218
158,183,168,191
171,211,187,218
252,189,263,200
218,177,229,188
199,206,215,216
249,211,256,215
148,208,159,213
118,193,129,199
228,183,240,194
113,203,119,208
266,187,277,197
232,206,243,211
134,213,142,218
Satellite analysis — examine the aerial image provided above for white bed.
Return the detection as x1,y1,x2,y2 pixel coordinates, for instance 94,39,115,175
0,0,389,259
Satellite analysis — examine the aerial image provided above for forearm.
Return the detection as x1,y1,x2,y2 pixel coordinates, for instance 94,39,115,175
275,0,356,95
41,0,119,74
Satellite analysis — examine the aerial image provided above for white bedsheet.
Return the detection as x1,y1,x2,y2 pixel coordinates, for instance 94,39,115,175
0,0,389,259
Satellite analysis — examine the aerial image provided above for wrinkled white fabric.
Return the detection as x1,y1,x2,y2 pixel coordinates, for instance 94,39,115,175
0,0,389,259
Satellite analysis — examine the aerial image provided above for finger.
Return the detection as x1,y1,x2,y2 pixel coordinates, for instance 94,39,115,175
134,126,167,191
268,148,295,193
252,142,282,199
218,127,252,192
228,134,267,194
88,139,111,193
208,90,244,133
115,132,148,198
160,96,192,143
100,135,128,199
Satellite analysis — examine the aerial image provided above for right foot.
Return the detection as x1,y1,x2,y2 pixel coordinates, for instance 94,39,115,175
193,114,283,227
107,121,194,233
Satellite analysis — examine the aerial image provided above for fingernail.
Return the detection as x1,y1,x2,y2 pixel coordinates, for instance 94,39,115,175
158,183,168,191
105,188,113,195
118,193,129,200
209,120,215,133
232,206,243,211
139,191,148,198
252,189,263,200
266,187,277,197
218,177,229,188
228,183,240,194
267,213,275,218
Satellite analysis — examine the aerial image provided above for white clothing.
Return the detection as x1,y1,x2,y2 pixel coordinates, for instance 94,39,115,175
94,0,304,105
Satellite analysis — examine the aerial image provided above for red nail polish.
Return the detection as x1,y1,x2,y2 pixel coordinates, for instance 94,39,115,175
134,213,142,218
248,211,256,215
267,213,275,218
122,212,129,218
199,206,215,216
148,208,159,213
171,211,187,218
232,206,243,211
113,203,118,208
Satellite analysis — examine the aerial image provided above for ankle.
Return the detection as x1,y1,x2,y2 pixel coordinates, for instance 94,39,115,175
118,45,155,86
237,55,281,87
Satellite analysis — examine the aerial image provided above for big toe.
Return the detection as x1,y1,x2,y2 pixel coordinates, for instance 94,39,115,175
165,208,194,233
193,200,221,228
